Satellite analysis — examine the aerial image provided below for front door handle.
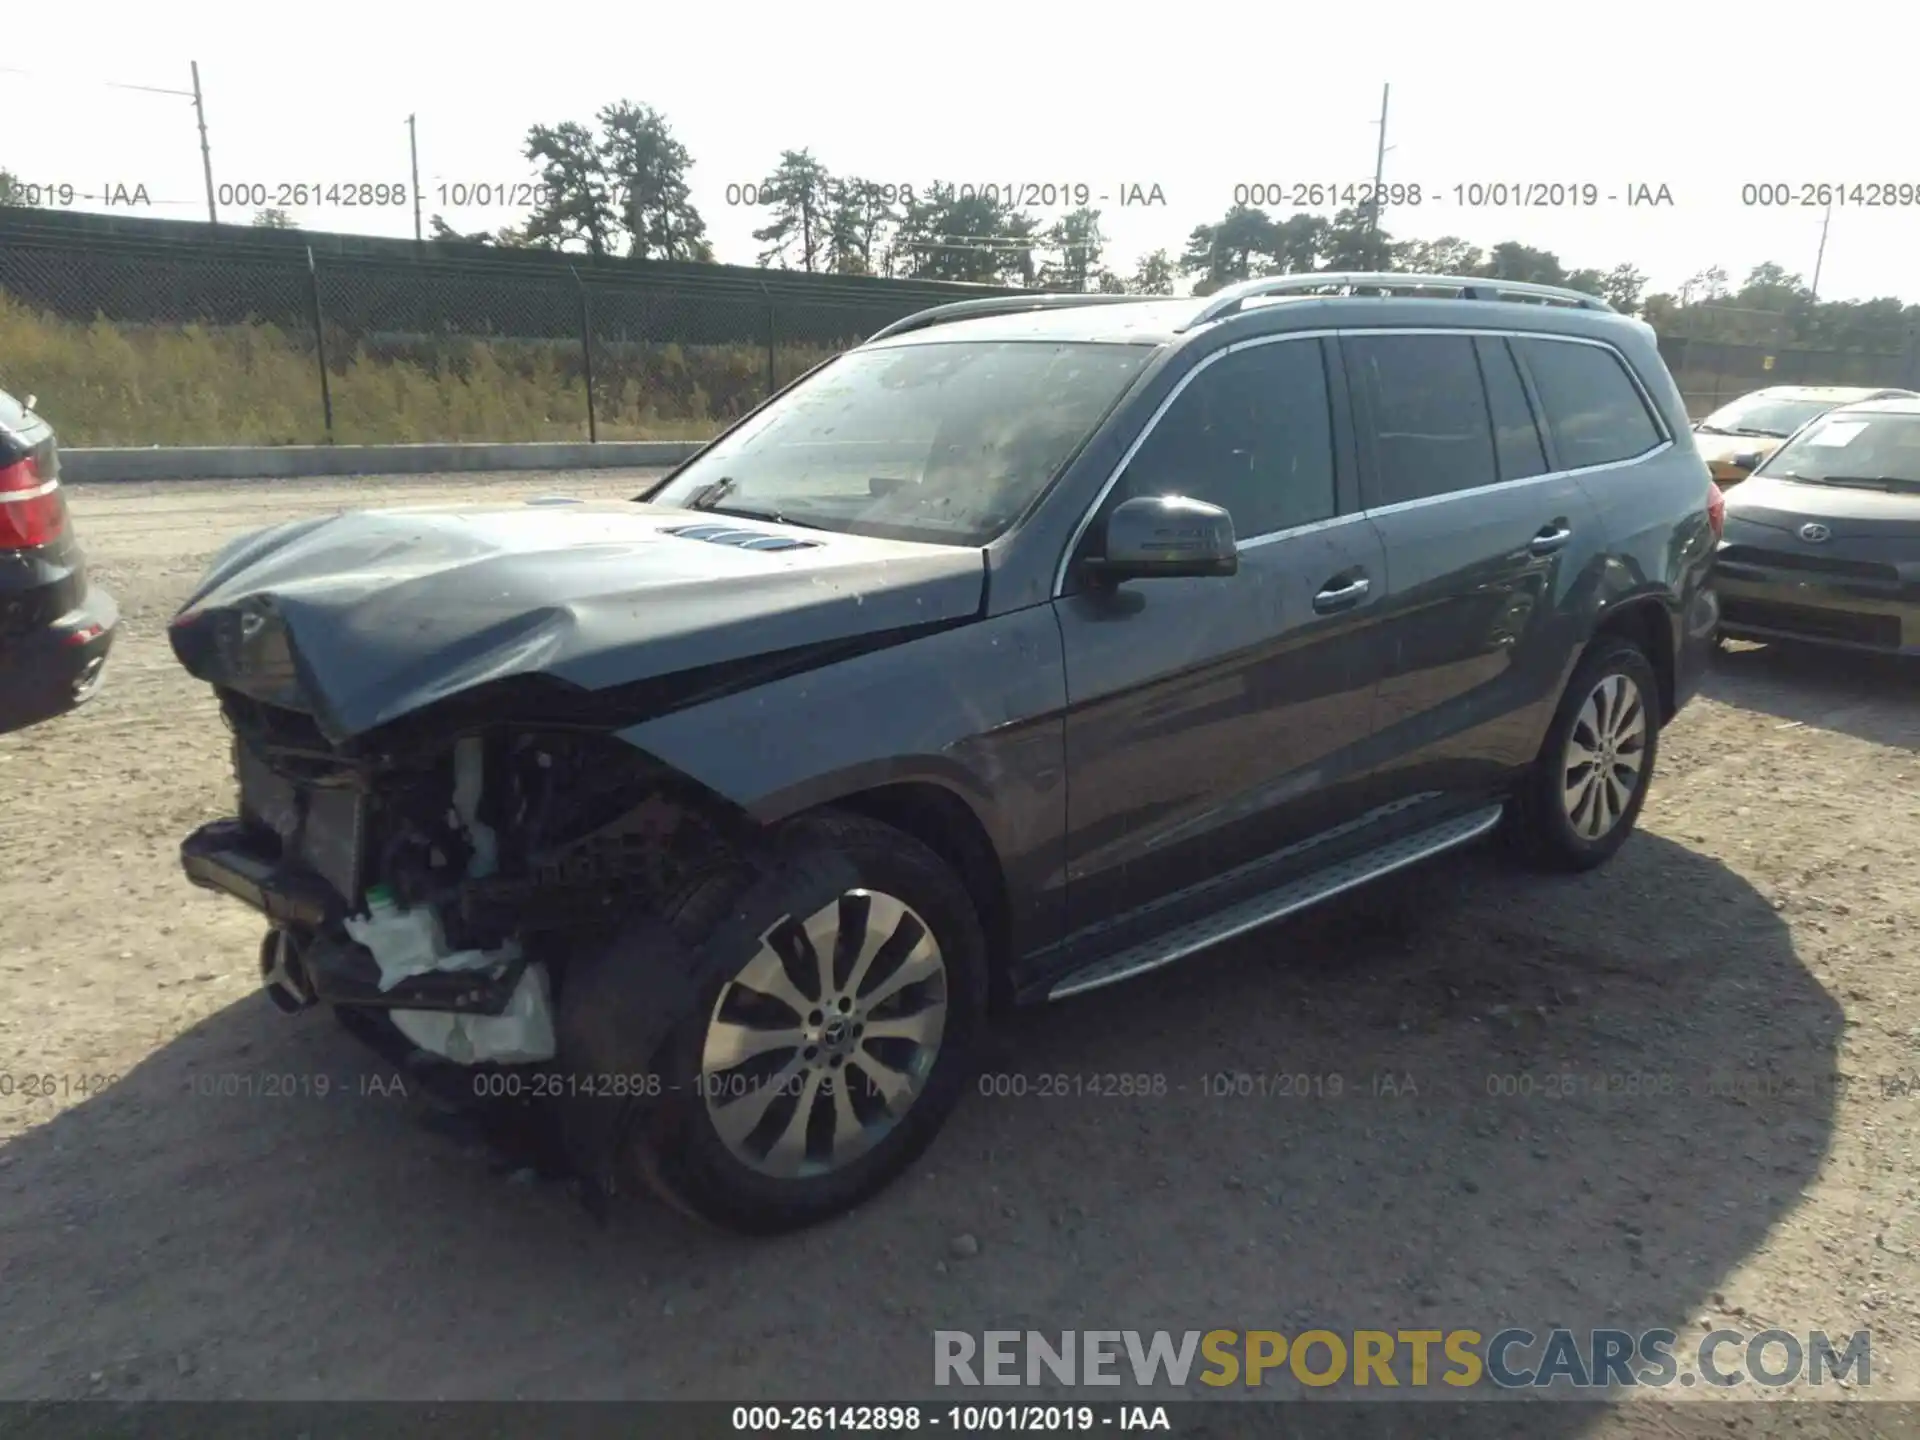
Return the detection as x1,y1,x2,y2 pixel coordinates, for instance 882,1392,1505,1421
1529,523,1573,556
1312,575,1371,614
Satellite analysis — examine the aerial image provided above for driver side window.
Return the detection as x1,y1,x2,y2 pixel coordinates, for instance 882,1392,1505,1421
1115,338,1338,539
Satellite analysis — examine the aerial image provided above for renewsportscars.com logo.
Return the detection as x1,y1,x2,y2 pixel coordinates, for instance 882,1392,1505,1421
933,1328,1873,1391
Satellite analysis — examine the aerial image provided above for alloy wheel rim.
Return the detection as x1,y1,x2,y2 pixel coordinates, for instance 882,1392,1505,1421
1562,672,1647,841
700,889,948,1179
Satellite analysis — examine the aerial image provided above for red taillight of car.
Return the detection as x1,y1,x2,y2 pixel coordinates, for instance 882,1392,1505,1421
0,455,67,549
1706,480,1726,542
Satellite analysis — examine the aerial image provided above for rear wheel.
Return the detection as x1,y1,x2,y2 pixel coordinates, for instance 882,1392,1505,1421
1506,639,1661,872
633,812,989,1234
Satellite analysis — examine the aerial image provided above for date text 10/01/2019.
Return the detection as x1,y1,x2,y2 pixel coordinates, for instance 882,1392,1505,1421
731,1405,1171,1432
722,182,1168,209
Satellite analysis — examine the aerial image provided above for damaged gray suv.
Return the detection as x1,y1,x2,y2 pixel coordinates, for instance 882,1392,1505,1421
173,273,1722,1233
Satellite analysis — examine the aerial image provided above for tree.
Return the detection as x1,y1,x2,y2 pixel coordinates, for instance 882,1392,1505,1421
1268,214,1330,274
1640,292,1683,330
753,150,833,271
1743,261,1805,296
1565,267,1608,300
1682,266,1730,303
1128,248,1177,295
823,178,902,276
1179,205,1278,294
522,120,617,256
1319,207,1391,271
1390,235,1485,275
1037,207,1106,292
1599,263,1648,314
251,207,294,229
1480,241,1567,285
598,100,711,261
428,213,504,245
896,185,1038,285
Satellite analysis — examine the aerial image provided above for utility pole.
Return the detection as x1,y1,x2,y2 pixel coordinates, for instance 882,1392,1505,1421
191,61,217,225
407,113,423,241
1368,83,1391,234
1811,199,1832,299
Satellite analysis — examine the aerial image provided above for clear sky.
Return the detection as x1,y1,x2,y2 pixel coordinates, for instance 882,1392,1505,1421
5,0,1918,303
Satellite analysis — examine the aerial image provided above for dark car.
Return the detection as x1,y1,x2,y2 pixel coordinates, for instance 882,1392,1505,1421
1715,396,1920,654
0,387,118,735
169,273,1721,1233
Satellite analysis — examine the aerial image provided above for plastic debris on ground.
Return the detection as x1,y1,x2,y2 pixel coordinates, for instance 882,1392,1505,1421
389,962,558,1065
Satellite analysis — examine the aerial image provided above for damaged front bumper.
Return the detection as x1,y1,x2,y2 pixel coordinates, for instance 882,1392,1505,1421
182,819,526,1014
181,819,556,1071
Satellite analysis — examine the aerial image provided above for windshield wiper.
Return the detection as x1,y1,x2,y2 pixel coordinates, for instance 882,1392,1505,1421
1695,424,1733,436
1732,427,1788,438
698,502,831,532
686,476,738,510
1802,475,1920,492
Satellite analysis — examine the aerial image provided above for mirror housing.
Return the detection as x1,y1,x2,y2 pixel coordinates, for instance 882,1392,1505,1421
23,395,36,413
1732,452,1761,472
1085,494,1238,584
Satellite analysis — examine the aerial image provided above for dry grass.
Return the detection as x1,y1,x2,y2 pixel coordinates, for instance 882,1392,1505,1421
0,290,847,446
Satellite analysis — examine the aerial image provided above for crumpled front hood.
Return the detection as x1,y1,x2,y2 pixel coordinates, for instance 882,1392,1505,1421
169,500,987,741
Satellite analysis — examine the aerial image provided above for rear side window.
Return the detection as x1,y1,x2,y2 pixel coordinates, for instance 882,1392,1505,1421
1343,334,1497,506
1475,338,1548,481
1513,338,1663,470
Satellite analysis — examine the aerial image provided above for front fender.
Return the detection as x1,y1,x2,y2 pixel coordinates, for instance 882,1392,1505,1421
617,605,1070,960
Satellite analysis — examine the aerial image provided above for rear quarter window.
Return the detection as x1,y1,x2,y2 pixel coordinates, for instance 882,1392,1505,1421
1513,338,1664,471
1342,333,1498,505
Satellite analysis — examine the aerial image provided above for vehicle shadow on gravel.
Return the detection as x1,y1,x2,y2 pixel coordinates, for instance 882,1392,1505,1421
1705,641,1920,749
0,833,1839,1419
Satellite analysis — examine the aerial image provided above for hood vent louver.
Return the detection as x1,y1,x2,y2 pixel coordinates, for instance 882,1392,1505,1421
661,522,822,553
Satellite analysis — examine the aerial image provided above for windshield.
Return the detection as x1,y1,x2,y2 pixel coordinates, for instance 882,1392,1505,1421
1697,394,1839,439
1758,411,1920,487
647,340,1155,546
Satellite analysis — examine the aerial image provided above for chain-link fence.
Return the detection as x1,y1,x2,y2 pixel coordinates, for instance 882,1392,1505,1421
0,222,987,447
14,212,1920,444
1655,330,1920,419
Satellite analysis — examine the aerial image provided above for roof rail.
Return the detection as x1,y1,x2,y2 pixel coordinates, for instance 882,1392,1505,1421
1179,272,1614,329
866,293,1146,343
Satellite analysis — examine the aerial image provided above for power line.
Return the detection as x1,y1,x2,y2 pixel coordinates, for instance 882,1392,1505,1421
0,65,193,97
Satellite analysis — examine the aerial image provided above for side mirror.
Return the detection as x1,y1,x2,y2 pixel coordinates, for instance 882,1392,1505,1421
1731,452,1761,472
23,395,36,413
1085,494,1237,584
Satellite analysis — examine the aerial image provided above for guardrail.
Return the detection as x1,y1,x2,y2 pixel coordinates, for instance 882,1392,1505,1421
60,441,705,483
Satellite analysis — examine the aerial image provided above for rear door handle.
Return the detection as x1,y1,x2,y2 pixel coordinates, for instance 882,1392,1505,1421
1529,523,1573,556
1312,575,1371,614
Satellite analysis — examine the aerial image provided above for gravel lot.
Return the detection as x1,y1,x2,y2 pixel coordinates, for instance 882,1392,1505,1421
2,473,1917,1431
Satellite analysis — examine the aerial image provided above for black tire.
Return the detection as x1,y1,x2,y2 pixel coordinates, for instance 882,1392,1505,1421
631,811,990,1234
1505,638,1662,873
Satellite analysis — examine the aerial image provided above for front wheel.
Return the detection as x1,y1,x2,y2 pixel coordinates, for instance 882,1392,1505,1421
1506,639,1661,872
634,813,989,1233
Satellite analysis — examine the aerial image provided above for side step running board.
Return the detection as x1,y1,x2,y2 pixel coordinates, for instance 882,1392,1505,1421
1047,803,1506,1001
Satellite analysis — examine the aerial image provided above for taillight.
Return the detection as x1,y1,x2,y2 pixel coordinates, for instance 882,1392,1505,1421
0,455,67,549
1706,480,1726,542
